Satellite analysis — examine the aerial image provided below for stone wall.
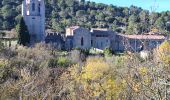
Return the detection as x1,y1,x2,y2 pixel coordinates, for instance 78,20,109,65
73,28,91,49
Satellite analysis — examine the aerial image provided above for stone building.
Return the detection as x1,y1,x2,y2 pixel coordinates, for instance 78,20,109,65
112,33,166,52
21,0,166,52
90,28,116,50
22,0,45,44
65,26,91,50
65,26,167,52
45,30,64,50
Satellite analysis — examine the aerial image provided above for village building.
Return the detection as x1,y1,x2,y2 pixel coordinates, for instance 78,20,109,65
21,1,167,52
90,28,116,50
0,30,18,48
45,30,64,50
65,26,91,50
114,33,166,52
65,26,167,52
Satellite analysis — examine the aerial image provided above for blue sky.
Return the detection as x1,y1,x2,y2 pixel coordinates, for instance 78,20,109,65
91,0,170,12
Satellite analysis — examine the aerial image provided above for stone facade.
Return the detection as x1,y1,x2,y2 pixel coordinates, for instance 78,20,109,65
91,29,116,50
65,26,167,52
116,34,166,52
45,31,64,50
65,27,91,50
22,0,45,44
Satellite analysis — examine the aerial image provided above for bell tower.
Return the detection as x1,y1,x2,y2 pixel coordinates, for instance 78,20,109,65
22,0,45,44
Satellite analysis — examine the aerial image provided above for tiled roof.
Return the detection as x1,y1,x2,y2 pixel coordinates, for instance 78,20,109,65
92,30,109,35
91,29,114,36
119,34,166,40
68,26,80,30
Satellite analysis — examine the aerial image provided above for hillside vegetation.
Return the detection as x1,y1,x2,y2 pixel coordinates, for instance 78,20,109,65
0,0,170,34
0,42,170,99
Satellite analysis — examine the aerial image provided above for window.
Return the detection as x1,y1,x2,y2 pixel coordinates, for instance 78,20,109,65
32,3,35,11
81,37,84,46
38,4,40,12
91,40,93,46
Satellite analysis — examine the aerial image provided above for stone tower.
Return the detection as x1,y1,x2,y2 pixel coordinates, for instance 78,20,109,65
22,0,45,44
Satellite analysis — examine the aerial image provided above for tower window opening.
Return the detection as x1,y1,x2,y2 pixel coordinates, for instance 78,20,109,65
32,3,35,11
81,37,84,46
38,4,40,13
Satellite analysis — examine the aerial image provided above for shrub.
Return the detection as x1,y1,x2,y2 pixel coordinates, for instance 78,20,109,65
57,57,71,67
157,40,170,64
69,50,81,63
0,59,13,83
104,48,113,57
81,49,89,56
62,56,126,99
48,58,58,68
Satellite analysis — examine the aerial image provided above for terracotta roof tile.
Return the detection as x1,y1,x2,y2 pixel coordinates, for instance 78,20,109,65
119,34,166,40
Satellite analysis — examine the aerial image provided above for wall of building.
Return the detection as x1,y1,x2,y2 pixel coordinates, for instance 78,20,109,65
73,28,91,49
22,0,45,44
91,36,110,50
64,26,167,52
111,35,125,52
120,38,164,52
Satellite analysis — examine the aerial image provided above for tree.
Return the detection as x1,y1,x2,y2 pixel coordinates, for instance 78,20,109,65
2,21,11,30
59,57,126,99
154,17,165,31
16,17,30,46
157,40,170,65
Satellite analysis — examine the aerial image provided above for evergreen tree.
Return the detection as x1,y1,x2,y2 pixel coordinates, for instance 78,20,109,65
16,17,30,46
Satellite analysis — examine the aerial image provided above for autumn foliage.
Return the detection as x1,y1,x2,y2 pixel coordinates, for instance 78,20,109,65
0,43,170,99
157,40,170,64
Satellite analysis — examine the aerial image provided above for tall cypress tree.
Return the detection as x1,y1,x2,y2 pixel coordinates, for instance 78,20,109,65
16,17,30,46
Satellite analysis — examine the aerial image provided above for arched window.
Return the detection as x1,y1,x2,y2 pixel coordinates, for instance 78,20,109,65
38,4,40,13
81,37,84,46
32,3,35,11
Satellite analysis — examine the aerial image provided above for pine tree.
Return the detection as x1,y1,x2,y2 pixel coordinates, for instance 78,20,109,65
16,17,30,46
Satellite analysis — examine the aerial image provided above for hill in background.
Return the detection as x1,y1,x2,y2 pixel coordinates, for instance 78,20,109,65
0,0,170,34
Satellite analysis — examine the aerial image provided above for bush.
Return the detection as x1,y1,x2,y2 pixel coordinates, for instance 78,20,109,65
57,57,71,67
48,58,58,68
48,57,71,68
157,40,170,65
0,59,14,83
81,49,89,56
104,48,113,57
69,50,81,63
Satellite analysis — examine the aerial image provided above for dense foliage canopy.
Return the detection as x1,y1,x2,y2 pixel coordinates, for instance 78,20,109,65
0,0,170,34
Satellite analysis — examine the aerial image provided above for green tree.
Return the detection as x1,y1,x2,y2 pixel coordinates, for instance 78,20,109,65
16,17,30,46
154,17,165,31
76,10,86,17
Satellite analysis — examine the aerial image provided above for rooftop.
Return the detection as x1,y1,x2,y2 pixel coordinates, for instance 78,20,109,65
67,26,80,30
119,34,166,40
91,28,114,36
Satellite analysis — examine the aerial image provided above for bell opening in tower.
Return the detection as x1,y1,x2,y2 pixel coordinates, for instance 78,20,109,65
38,3,41,13
32,3,35,11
